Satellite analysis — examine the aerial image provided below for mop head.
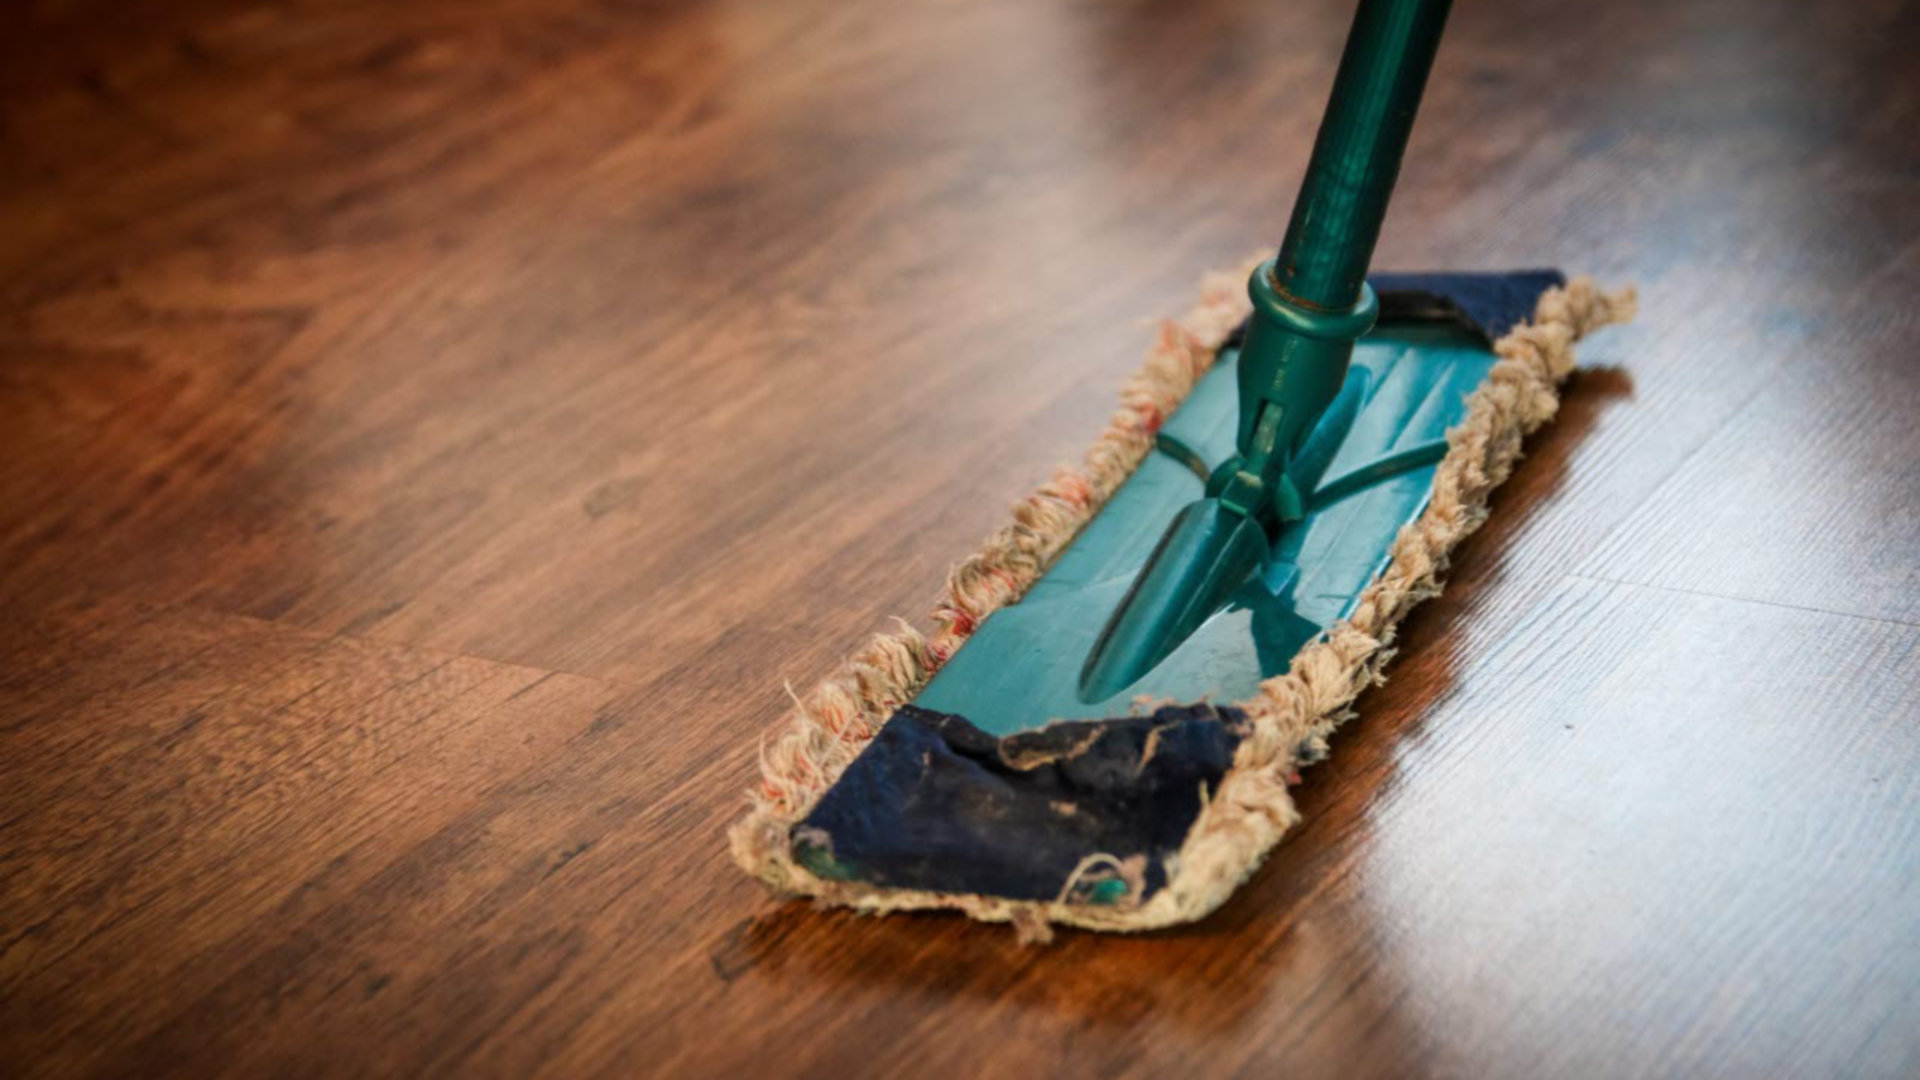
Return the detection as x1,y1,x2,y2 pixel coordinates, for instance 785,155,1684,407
730,261,1635,942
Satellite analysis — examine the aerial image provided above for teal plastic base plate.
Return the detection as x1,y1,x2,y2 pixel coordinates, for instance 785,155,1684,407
914,323,1495,736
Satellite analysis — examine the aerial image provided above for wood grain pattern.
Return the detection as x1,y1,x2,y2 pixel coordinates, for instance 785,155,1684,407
3,0,1916,1075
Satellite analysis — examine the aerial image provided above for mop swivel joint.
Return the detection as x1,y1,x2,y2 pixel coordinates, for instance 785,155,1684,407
1210,260,1379,533
1074,261,1383,703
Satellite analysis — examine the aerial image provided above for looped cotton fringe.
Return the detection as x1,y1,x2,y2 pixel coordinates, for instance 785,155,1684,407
729,262,1636,943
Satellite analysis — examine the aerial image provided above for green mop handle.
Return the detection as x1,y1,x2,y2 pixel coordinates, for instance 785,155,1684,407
1275,0,1455,309
1218,0,1452,525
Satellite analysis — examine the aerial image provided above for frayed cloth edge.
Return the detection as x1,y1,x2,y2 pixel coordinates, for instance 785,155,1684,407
727,261,1636,941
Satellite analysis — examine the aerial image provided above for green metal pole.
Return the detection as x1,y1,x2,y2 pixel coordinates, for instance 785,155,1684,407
1219,0,1454,518
1275,0,1455,311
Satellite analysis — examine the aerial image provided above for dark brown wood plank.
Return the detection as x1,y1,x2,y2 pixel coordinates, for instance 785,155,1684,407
17,0,1910,689
3,0,1918,1075
0,602,765,1077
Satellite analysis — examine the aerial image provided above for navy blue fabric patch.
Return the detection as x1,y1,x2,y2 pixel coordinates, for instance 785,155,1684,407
793,703,1248,903
1370,269,1565,342
1223,269,1566,347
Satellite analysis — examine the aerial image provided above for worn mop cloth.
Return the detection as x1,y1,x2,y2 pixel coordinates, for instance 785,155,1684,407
730,263,1635,942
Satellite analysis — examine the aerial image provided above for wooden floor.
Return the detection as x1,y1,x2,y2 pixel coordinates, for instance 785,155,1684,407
4,0,1917,1075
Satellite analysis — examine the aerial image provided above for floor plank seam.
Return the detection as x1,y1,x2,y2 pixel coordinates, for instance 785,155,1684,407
1567,348,1781,562
1564,573,1920,630
170,598,655,696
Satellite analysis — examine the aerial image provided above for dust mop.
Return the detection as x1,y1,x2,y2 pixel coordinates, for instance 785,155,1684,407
730,0,1633,940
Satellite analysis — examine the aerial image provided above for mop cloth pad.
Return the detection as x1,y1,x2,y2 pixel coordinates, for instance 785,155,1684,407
730,262,1635,942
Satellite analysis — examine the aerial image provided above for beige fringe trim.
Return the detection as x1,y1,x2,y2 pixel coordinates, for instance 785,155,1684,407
729,263,1636,942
